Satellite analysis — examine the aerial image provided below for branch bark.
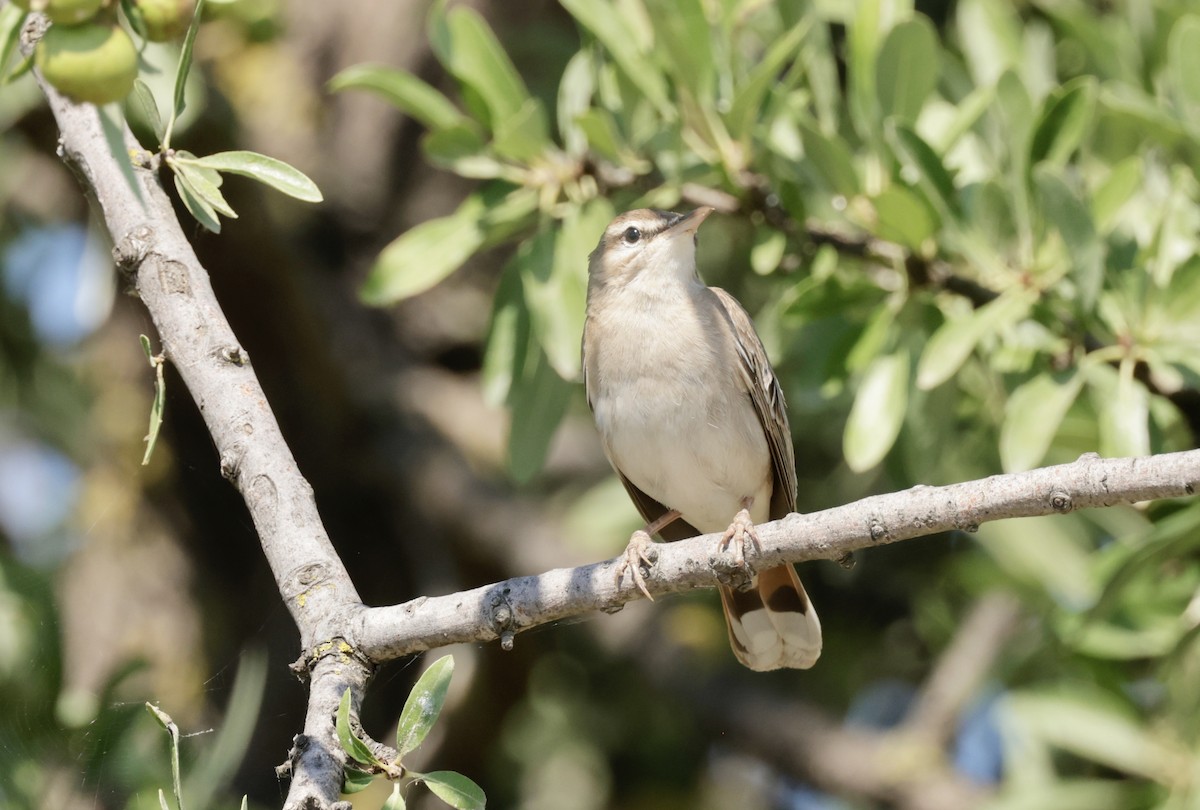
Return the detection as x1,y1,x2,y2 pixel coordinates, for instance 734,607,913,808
26,13,1200,808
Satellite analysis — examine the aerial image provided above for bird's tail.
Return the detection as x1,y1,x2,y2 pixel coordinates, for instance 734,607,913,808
718,564,822,671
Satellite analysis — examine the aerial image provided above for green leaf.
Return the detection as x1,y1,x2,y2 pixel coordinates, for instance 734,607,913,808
557,49,595,156
481,264,528,407
518,200,611,379
97,103,145,207
396,656,455,759
1034,167,1103,312
875,16,940,124
507,342,572,483
574,109,625,162
0,4,23,81
645,0,713,102
559,0,671,116
184,151,322,203
886,122,960,222
1168,15,1200,111
420,771,486,810
173,171,222,233
1029,76,1096,168
916,289,1036,390
342,768,376,795
166,0,205,148
1097,360,1150,458
429,2,542,142
336,689,382,767
1008,691,1179,781
361,194,487,305
727,20,810,140
422,125,501,178
381,784,407,810
870,184,936,250
750,228,787,276
171,160,237,218
999,370,1083,472
328,64,469,132
955,0,1022,86
129,80,165,145
492,98,551,162
797,119,859,197
843,350,909,473
140,335,166,466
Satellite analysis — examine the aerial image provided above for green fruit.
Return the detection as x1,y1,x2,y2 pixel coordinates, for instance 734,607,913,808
44,0,106,25
35,22,138,105
135,0,194,41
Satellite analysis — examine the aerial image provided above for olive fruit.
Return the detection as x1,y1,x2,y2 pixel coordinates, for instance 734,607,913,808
135,0,195,42
35,22,138,105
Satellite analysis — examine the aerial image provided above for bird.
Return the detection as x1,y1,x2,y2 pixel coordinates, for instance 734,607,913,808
581,206,822,671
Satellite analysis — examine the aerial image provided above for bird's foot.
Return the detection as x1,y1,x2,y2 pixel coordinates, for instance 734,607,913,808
719,507,762,569
614,529,657,601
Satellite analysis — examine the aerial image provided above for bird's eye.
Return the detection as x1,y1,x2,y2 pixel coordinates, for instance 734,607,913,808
622,226,641,245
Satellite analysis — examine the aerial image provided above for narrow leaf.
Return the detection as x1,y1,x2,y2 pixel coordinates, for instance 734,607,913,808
1029,76,1096,168
173,172,221,233
559,0,671,115
916,289,1036,390
727,20,809,139
886,122,960,222
336,689,382,767
184,151,322,203
98,104,145,206
1168,15,1200,110
140,335,166,466
1099,360,1150,458
396,656,455,758
429,3,540,138
171,161,237,218
507,343,572,482
843,351,910,473
342,768,376,795
421,771,486,810
797,119,859,197
130,80,165,145
328,64,469,131
999,370,1083,472
168,0,205,146
1034,167,1103,311
875,16,940,124
360,194,487,305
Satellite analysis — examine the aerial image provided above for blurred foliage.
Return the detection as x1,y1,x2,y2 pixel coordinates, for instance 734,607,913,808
331,0,1200,806
2,0,1200,808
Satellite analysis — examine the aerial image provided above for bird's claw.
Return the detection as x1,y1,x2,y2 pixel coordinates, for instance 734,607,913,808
719,508,761,569
614,529,657,601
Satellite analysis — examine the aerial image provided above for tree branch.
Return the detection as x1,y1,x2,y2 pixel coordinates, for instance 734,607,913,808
21,16,364,810
354,450,1199,660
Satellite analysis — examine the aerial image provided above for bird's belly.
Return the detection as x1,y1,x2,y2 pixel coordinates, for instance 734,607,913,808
596,378,772,534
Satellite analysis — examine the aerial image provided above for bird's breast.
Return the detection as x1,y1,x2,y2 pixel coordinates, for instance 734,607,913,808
586,289,772,532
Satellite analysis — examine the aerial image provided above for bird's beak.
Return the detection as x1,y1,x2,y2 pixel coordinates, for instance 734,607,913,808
672,206,715,236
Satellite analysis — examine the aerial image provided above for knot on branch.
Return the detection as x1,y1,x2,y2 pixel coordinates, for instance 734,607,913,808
113,224,156,276
1049,489,1073,513
290,636,374,681
489,589,517,651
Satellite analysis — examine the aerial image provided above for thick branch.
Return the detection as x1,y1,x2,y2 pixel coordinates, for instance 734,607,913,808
22,18,364,810
354,450,1199,660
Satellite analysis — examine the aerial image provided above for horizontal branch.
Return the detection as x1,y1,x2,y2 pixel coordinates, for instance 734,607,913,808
354,450,1199,661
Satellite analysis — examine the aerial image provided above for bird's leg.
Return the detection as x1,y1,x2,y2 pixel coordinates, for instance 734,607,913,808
614,509,681,600
719,497,762,569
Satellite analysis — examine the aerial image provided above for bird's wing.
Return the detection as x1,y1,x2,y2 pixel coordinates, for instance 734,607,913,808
710,287,798,520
